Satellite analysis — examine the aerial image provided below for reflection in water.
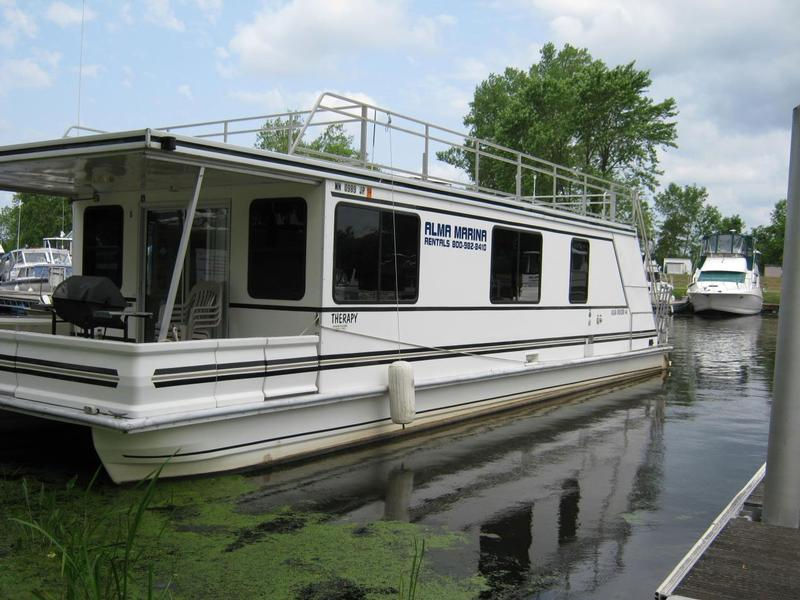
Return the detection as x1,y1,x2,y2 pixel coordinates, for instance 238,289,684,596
558,479,580,543
479,505,533,597
383,465,414,522
243,378,668,597
240,316,776,598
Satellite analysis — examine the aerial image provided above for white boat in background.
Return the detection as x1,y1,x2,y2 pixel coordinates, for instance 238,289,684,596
0,245,72,293
688,233,763,315
0,92,671,482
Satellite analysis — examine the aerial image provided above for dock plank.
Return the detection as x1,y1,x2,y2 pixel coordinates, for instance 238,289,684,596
674,517,800,599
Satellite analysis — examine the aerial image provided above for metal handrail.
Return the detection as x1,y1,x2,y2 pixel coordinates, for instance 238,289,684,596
62,92,647,230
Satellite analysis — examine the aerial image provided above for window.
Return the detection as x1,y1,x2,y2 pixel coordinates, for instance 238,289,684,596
248,197,307,300
83,205,124,287
490,227,542,303
569,238,590,303
334,203,419,303
698,271,746,283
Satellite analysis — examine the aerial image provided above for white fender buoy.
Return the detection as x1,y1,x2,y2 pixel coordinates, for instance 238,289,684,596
388,360,415,425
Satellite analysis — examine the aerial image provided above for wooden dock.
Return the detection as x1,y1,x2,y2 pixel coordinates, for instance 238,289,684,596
656,463,800,599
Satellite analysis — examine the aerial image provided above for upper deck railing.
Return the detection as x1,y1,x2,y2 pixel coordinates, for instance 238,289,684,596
66,92,643,227
151,92,641,226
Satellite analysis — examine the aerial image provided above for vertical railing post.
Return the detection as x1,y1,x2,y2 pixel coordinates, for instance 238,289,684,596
422,124,429,180
223,121,228,144
552,166,557,204
582,175,588,214
474,143,480,191
287,114,294,154
516,155,522,199
360,105,368,166
610,190,617,222
764,104,800,528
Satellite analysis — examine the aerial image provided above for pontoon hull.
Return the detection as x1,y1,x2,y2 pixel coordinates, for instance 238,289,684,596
92,349,665,483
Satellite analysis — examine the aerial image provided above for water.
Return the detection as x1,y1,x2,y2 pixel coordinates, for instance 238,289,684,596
239,315,776,598
0,315,777,598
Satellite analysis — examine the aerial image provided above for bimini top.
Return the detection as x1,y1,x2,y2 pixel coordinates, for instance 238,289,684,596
0,92,645,235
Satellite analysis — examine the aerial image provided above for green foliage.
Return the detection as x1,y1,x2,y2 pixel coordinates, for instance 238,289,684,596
255,114,358,160
653,183,709,262
10,465,167,600
720,214,746,234
0,193,72,251
398,538,426,600
254,113,305,154
439,42,678,195
752,199,786,265
652,184,747,265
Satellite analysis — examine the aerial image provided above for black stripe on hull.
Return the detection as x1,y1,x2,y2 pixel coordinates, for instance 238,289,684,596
0,353,119,388
151,330,657,388
229,303,630,312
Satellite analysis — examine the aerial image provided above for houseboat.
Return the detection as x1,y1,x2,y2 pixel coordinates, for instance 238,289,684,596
0,93,670,482
688,233,763,315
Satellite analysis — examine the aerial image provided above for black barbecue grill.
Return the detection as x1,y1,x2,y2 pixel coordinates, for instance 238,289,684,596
51,276,149,340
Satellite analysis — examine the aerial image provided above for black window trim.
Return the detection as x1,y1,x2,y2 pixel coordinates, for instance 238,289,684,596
569,237,590,305
332,201,421,305
489,225,543,305
247,196,308,301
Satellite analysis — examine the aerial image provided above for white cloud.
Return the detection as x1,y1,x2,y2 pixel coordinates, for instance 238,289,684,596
45,1,95,27
121,65,133,88
178,84,193,101
194,0,222,22
229,89,378,114
226,0,451,75
120,3,133,25
0,0,37,48
0,58,52,92
34,49,61,68
80,64,101,78
145,0,184,32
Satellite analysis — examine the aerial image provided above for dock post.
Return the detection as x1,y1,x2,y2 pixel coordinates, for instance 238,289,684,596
764,104,800,528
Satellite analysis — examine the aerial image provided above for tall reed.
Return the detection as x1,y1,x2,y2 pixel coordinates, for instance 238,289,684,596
10,463,168,600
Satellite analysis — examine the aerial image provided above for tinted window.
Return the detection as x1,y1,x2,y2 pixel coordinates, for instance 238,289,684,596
248,197,307,300
490,227,542,303
569,238,590,303
334,204,419,303
83,205,124,287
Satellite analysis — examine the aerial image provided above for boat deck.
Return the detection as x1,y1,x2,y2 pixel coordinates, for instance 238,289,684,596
657,466,800,599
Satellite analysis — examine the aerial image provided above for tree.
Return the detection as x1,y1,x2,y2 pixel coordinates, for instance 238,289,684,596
653,183,710,263
752,199,786,265
653,184,746,264
255,115,358,160
720,214,746,234
439,43,678,197
0,193,72,251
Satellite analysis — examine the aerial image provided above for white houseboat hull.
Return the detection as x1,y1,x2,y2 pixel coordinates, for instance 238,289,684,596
92,348,665,483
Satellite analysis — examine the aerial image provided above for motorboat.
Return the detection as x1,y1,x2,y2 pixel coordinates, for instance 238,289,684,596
0,246,72,293
688,233,763,315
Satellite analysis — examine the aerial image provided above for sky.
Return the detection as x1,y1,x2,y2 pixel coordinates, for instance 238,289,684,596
0,0,798,228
